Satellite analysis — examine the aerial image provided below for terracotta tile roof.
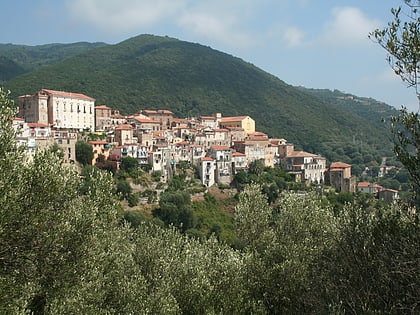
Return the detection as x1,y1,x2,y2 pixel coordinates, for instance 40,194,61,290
330,162,352,169
131,116,160,124
270,138,287,145
249,131,266,136
201,157,214,161
288,151,318,158
225,126,245,131
42,89,95,101
115,124,133,130
89,141,109,145
381,188,398,193
232,152,246,157
142,109,173,115
211,145,231,151
214,128,229,132
358,182,383,190
176,141,190,146
95,105,112,110
27,123,50,128
172,118,188,123
220,116,248,122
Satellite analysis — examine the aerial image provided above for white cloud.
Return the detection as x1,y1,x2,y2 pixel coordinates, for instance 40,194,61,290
322,6,381,45
176,11,253,49
67,0,187,33
66,0,256,48
175,0,259,49
282,26,305,47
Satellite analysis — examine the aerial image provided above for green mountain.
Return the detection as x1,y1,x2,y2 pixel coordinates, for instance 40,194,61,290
3,34,398,169
0,42,108,81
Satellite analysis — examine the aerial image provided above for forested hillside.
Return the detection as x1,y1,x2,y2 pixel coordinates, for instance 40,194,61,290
3,35,396,169
0,42,107,81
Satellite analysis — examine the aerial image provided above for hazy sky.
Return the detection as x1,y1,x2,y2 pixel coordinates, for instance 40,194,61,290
2,0,419,111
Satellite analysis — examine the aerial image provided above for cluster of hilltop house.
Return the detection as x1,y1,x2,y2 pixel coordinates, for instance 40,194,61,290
14,88,398,200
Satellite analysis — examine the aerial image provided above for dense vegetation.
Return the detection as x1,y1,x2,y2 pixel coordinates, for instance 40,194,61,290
0,42,107,81
2,34,396,171
1,86,419,314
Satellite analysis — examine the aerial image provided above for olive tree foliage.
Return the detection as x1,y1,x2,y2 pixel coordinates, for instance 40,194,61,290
0,88,149,314
235,184,338,314
0,88,262,314
324,202,420,314
75,139,94,165
132,223,262,315
370,0,420,203
234,183,275,250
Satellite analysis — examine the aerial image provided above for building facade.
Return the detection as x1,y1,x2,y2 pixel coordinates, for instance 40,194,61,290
18,89,95,131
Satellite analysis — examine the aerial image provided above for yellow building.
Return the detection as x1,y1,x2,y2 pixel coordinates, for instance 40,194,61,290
219,115,255,134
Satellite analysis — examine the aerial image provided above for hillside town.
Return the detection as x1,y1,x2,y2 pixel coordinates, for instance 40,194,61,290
15,88,398,202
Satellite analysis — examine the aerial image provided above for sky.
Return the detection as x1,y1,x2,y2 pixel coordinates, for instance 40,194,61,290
2,0,419,112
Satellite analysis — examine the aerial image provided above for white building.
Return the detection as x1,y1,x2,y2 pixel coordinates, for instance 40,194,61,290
199,157,216,187
18,89,95,131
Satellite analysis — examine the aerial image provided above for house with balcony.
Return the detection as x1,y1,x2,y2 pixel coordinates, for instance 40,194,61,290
233,132,272,167
89,140,111,165
127,115,161,132
207,145,233,186
149,142,172,180
195,127,231,149
199,113,221,129
114,124,136,146
199,157,216,187
357,181,383,194
232,151,247,172
281,150,326,184
171,141,193,163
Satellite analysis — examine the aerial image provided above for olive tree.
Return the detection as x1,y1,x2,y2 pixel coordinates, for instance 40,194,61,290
0,88,149,314
75,140,94,165
370,0,420,204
